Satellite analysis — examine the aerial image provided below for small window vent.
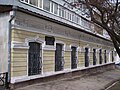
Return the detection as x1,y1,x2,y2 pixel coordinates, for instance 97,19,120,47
45,36,55,45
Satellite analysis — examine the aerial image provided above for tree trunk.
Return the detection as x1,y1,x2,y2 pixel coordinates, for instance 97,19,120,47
108,33,120,57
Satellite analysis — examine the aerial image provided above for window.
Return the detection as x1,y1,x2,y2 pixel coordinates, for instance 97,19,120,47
112,51,114,62
45,36,55,45
39,0,42,8
59,6,62,17
104,50,107,63
59,6,65,18
99,49,102,64
76,17,79,23
55,44,64,71
66,10,69,20
70,13,72,20
72,14,74,21
28,42,42,76
85,48,89,67
93,49,97,65
51,2,54,13
29,0,38,6
54,3,58,15
71,46,77,69
62,9,64,17
74,15,76,22
43,0,50,11
64,10,67,19
67,11,69,20
50,1,58,14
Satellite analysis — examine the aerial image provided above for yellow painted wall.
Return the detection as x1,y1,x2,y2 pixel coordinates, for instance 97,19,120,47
89,52,93,66
11,29,45,77
11,29,114,77
96,51,99,64
11,29,45,43
110,52,113,62
102,52,104,64
106,52,109,63
43,50,55,72
78,52,84,67
11,49,27,77
64,51,71,69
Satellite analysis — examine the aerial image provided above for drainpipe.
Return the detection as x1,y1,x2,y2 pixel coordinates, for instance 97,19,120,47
7,6,16,87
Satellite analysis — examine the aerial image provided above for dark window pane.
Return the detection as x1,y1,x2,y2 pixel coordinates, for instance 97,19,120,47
28,42,42,76
45,36,55,45
104,50,107,63
99,49,102,64
85,48,89,67
112,51,114,62
55,44,64,71
93,49,96,65
71,46,77,69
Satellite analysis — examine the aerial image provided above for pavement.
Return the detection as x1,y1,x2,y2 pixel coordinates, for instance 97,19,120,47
15,67,120,90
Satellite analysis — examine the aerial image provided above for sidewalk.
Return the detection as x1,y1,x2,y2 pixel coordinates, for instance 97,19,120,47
16,68,120,90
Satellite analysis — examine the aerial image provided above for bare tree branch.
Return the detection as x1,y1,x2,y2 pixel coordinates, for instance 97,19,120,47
77,0,120,57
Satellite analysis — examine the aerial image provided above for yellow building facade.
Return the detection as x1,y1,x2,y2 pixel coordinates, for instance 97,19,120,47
0,0,115,88
10,11,115,83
